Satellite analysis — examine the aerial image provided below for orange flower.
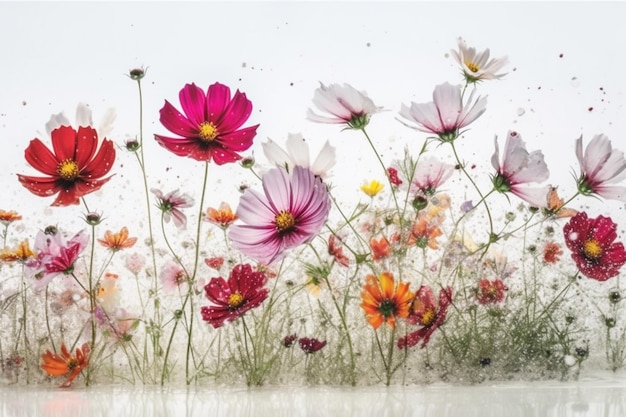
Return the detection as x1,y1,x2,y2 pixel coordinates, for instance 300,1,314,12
0,210,22,224
204,202,238,228
544,187,578,219
40,343,90,388
360,272,414,329
543,241,563,263
370,236,392,261
0,239,35,263
97,227,137,251
407,214,443,249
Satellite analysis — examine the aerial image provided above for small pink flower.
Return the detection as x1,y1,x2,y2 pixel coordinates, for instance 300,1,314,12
124,252,146,276
159,260,188,292
491,131,550,207
411,157,455,196
155,82,258,164
399,82,487,142
451,37,508,83
575,134,626,201
151,188,195,228
307,82,381,129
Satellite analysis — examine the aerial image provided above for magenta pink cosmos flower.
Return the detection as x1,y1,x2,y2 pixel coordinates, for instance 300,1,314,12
155,82,258,164
563,212,626,281
399,82,487,142
228,166,331,265
451,37,508,83
491,131,550,207
575,134,626,202
298,337,327,354
26,229,89,290
398,285,452,349
307,82,381,129
151,188,195,228
200,263,269,328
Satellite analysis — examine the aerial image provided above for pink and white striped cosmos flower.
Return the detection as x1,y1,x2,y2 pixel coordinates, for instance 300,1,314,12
411,156,456,196
491,131,550,207
399,82,487,142
307,82,381,129
575,134,626,202
228,166,331,265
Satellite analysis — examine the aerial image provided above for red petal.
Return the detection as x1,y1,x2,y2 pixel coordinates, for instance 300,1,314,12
23,139,59,175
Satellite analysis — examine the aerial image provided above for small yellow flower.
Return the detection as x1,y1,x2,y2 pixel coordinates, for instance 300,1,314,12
360,180,384,197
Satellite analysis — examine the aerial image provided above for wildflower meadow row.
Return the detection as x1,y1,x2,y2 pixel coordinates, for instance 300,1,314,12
2,37,626,388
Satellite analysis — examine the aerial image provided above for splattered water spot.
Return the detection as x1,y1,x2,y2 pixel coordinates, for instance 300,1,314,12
569,232,578,241
588,107,593,112
517,108,526,116
570,76,581,88
366,42,371,47
559,53,564,58
242,62,247,68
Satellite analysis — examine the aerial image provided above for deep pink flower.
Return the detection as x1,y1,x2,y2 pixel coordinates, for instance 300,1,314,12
563,212,626,281
399,82,487,142
26,229,89,290
200,264,269,328
398,285,452,349
298,337,327,354
17,126,116,206
155,83,258,164
575,134,626,201
150,188,195,228
228,166,331,265
307,82,381,129
491,131,550,207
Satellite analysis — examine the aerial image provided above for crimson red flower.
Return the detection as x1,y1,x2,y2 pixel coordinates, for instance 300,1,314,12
476,278,507,304
17,126,116,206
200,263,269,328
155,82,258,164
398,285,452,349
298,337,327,354
563,212,626,281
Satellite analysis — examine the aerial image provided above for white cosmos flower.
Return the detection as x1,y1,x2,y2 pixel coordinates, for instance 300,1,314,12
262,133,336,179
576,134,626,201
451,37,508,83
44,102,116,139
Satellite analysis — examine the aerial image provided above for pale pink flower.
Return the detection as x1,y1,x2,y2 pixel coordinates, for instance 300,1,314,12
159,260,188,292
262,133,336,179
411,157,456,196
451,37,508,83
399,82,487,142
151,188,195,228
491,131,550,207
124,252,146,276
229,166,331,265
575,134,626,201
307,82,381,129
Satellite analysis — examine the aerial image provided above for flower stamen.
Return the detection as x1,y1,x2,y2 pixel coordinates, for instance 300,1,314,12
57,159,79,180
275,211,295,233
583,240,603,259
198,122,219,142
227,292,244,308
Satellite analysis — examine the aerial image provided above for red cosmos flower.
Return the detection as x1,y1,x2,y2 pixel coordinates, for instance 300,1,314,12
298,337,327,354
200,263,269,328
476,278,507,304
17,126,116,206
40,343,90,388
543,241,563,264
370,237,392,261
398,285,453,349
155,83,258,165
563,212,626,281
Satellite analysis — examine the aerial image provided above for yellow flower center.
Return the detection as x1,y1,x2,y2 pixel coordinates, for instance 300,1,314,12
583,240,603,259
421,308,436,326
275,211,295,233
57,159,79,180
228,292,244,308
465,60,480,73
198,122,219,142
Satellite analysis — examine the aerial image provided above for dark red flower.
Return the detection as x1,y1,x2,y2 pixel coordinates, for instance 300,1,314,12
476,278,506,304
298,337,327,354
328,235,349,267
283,334,297,348
398,285,452,349
563,212,626,281
200,264,269,328
17,126,116,206
155,82,258,165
